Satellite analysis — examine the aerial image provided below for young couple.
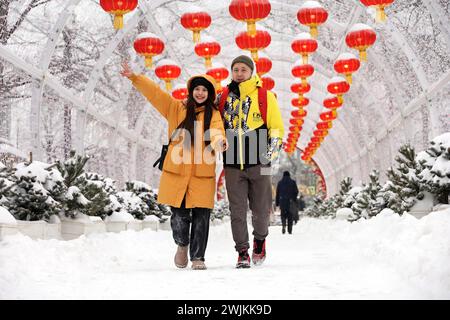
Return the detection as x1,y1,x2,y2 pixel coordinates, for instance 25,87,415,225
121,55,284,270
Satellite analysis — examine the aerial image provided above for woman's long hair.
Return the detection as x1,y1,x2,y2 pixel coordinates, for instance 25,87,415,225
182,91,217,147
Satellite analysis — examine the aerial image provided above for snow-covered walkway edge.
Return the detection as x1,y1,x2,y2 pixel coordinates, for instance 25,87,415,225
0,209,449,299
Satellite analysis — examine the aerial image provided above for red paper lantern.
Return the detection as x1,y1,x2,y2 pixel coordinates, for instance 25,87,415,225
308,142,320,148
313,129,328,138
261,75,275,91
360,0,395,22
292,97,310,108
229,0,271,36
172,85,188,100
317,121,333,130
292,61,314,85
311,136,324,143
319,110,337,122
290,118,304,126
235,29,271,61
291,109,308,118
334,53,361,85
181,10,212,43
323,96,343,109
255,56,272,76
291,82,311,102
327,77,350,103
297,1,328,39
100,0,138,30
133,33,164,68
291,32,318,64
289,126,302,133
346,23,377,62
194,36,221,68
206,63,229,91
154,59,181,91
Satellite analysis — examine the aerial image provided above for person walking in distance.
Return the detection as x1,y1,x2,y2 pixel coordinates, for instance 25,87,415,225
121,61,226,270
275,171,299,234
217,55,284,268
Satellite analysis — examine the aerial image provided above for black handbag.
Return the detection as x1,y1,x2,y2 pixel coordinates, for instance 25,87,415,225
153,121,185,171
153,144,169,171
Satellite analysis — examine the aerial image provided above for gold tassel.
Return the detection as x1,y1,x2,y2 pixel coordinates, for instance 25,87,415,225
165,80,172,92
247,21,257,36
251,50,259,62
337,95,343,104
375,6,387,23
205,57,212,68
360,49,367,62
144,56,153,69
310,25,318,39
193,31,200,43
302,54,309,64
113,14,124,30
345,74,353,85
301,77,308,86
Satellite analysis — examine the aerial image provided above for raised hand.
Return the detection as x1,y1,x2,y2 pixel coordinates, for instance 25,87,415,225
120,60,133,78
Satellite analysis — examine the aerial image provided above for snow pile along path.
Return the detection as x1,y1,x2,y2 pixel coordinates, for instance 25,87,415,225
0,209,449,299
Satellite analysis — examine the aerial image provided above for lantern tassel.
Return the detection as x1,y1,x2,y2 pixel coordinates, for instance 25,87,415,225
165,80,172,92
205,57,212,68
251,50,259,62
193,30,201,43
144,56,153,69
359,49,368,62
345,74,353,85
113,14,124,30
301,77,308,86
310,25,318,39
302,54,309,64
337,95,344,104
247,21,257,36
375,6,387,23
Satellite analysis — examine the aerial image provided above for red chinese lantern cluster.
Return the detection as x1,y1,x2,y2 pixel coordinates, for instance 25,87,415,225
206,63,229,92
360,0,395,23
181,9,212,43
297,1,328,39
194,36,221,68
346,23,377,62
100,0,138,30
235,29,271,61
229,0,271,36
133,32,165,69
154,59,181,92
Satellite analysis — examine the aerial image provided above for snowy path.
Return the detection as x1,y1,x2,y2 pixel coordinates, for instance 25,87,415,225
1,212,449,299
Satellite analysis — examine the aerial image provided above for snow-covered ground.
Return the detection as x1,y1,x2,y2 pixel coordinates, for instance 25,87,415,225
1,209,449,300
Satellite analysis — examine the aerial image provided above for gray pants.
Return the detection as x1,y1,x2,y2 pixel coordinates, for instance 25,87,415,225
225,165,272,252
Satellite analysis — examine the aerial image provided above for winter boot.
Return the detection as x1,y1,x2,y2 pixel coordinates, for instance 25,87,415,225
282,226,286,234
236,249,251,269
191,260,207,270
174,245,188,268
252,238,266,265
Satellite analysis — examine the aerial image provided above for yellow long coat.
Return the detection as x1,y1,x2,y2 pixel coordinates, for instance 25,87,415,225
130,74,225,209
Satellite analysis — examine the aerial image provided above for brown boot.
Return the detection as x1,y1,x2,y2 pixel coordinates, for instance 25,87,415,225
191,260,207,270
174,245,188,268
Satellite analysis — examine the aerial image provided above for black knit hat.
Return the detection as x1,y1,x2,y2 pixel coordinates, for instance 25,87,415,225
231,55,254,72
189,76,215,98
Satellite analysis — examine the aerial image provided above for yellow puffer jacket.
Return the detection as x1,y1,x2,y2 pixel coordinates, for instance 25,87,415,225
129,73,225,209
221,75,285,170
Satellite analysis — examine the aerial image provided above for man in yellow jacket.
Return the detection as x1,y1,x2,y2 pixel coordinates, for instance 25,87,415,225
219,55,284,268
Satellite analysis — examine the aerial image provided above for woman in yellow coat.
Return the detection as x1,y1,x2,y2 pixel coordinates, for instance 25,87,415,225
120,62,226,270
